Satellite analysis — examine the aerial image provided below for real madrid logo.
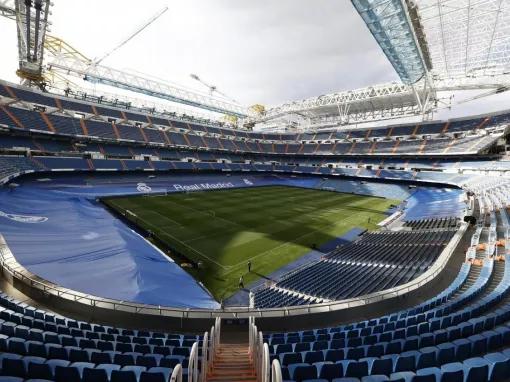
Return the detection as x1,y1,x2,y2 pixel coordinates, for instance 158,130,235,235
137,183,152,193
0,211,48,223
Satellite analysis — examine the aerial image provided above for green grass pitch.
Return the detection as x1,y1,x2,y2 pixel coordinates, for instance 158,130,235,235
103,186,397,300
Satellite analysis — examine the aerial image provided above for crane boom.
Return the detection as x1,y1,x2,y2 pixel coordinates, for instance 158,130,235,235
190,73,238,104
47,55,248,117
94,7,168,65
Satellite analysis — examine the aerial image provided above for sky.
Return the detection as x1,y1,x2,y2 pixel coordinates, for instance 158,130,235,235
0,0,509,121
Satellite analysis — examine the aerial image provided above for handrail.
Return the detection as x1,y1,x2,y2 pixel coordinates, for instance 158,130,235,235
188,342,199,382
203,317,221,381
214,316,221,349
201,331,209,382
0,223,468,320
209,325,215,370
261,342,270,382
271,359,283,382
249,317,260,381
171,364,183,382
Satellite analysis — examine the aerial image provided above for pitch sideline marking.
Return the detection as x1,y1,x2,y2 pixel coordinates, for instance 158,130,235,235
132,215,229,270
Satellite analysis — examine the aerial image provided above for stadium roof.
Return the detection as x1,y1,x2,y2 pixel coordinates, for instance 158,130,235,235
259,0,510,129
3,0,510,129
256,82,431,128
414,0,510,81
351,0,428,85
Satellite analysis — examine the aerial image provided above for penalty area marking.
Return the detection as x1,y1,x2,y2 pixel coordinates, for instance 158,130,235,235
218,210,367,274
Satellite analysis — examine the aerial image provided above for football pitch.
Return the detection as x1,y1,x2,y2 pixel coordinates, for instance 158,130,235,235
103,186,397,300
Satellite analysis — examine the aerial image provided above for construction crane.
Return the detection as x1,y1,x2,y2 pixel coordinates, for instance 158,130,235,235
0,0,52,85
456,86,510,105
1,2,249,118
190,73,238,104
93,6,168,66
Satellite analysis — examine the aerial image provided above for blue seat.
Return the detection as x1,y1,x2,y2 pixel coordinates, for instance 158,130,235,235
347,348,365,361
386,341,403,355
419,334,434,348
95,364,121,379
14,325,29,339
82,367,108,382
305,351,325,364
7,338,26,355
439,362,464,382
153,346,171,356
367,344,385,358
453,339,471,361
463,357,489,382
397,351,419,372
114,353,136,367
389,371,415,382
319,363,343,380
0,353,22,365
111,369,138,382
483,352,510,382
325,349,345,362
433,330,447,345
27,362,52,380
314,341,329,351
371,358,393,376
276,344,293,354
70,362,95,378
281,352,302,366
436,343,455,366
46,345,67,360
361,376,389,382
468,335,488,356
402,337,419,352
90,352,112,364
116,342,133,352
417,347,437,369
137,355,159,368
69,348,89,363
458,322,474,338
122,365,147,380
415,367,441,382
0,377,23,382
27,330,44,343
291,364,317,382
483,331,502,351
160,357,183,369
27,341,46,358
96,341,113,351
345,360,369,379
173,347,190,357
494,326,510,346
140,367,172,382
54,365,80,382
1,358,26,378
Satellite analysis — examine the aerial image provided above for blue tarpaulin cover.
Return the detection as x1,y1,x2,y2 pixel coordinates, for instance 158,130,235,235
403,188,465,220
0,172,461,308
0,173,320,308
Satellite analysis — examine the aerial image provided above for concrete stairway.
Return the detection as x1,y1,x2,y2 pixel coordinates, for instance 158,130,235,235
207,343,257,382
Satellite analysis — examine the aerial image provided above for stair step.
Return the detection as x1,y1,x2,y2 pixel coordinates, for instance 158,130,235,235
207,376,257,382
209,369,256,374
210,364,253,368
207,344,255,382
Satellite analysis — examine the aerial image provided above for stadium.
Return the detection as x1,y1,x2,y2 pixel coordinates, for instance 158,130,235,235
1,0,510,381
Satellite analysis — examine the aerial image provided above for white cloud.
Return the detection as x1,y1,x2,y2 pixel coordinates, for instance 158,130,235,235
0,0,508,119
